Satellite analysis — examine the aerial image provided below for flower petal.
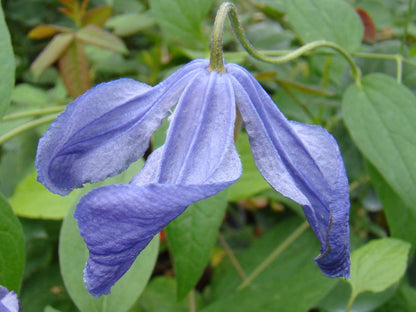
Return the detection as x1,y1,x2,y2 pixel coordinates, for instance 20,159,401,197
228,63,350,278
75,67,242,296
132,67,241,185
0,286,20,312
36,60,207,195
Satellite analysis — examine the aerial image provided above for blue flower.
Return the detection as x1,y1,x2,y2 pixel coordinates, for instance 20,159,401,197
36,59,350,297
0,286,20,312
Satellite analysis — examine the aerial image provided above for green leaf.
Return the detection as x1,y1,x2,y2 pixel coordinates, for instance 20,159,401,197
60,204,159,312
136,277,204,312
150,0,214,44
105,12,155,37
9,169,80,220
31,33,75,79
0,3,15,118
204,218,337,312
284,0,363,52
11,84,49,107
166,190,228,300
318,279,397,312
21,264,76,312
342,74,416,210
348,238,410,297
227,132,271,202
373,280,416,312
0,132,38,197
0,194,25,292
368,163,416,253
76,24,128,54
58,40,91,99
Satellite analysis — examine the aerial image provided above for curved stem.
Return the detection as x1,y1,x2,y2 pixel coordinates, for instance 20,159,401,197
237,221,309,290
345,292,357,312
1,106,65,121
0,114,58,145
208,2,232,72
209,2,361,86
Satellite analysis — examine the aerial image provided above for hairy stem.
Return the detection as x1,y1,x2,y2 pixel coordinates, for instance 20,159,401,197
208,2,231,72
209,2,361,86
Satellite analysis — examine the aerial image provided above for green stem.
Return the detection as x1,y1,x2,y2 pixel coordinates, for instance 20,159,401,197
279,82,318,123
396,56,403,83
218,232,247,281
1,106,65,121
0,114,58,145
209,2,361,86
349,175,370,192
402,58,416,67
208,2,232,72
189,290,196,312
352,52,407,82
237,221,309,290
352,52,399,60
345,292,357,312
399,0,414,55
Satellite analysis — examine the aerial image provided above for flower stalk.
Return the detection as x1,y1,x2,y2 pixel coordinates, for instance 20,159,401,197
209,2,362,86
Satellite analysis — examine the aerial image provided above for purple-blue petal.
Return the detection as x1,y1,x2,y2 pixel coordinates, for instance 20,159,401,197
228,63,350,278
0,286,20,312
75,65,242,296
36,60,207,195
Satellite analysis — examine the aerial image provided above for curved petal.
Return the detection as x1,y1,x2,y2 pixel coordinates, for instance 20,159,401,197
0,286,20,312
132,67,241,185
228,63,350,278
36,59,208,195
75,67,242,296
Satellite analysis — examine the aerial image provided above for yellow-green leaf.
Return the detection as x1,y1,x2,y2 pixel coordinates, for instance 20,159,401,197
76,24,128,54
349,238,410,296
27,24,69,39
31,33,75,79
82,6,113,27
9,169,80,220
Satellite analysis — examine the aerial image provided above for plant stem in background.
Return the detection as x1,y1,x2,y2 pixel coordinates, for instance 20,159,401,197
1,106,65,121
238,221,309,290
218,232,247,281
0,114,58,145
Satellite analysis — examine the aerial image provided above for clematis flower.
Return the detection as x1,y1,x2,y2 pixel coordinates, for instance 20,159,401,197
0,286,20,312
36,59,350,297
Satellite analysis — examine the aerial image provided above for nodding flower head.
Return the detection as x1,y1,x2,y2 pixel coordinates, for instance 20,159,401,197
36,59,350,297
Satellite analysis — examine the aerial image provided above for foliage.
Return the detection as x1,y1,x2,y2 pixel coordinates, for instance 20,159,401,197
1,0,416,311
